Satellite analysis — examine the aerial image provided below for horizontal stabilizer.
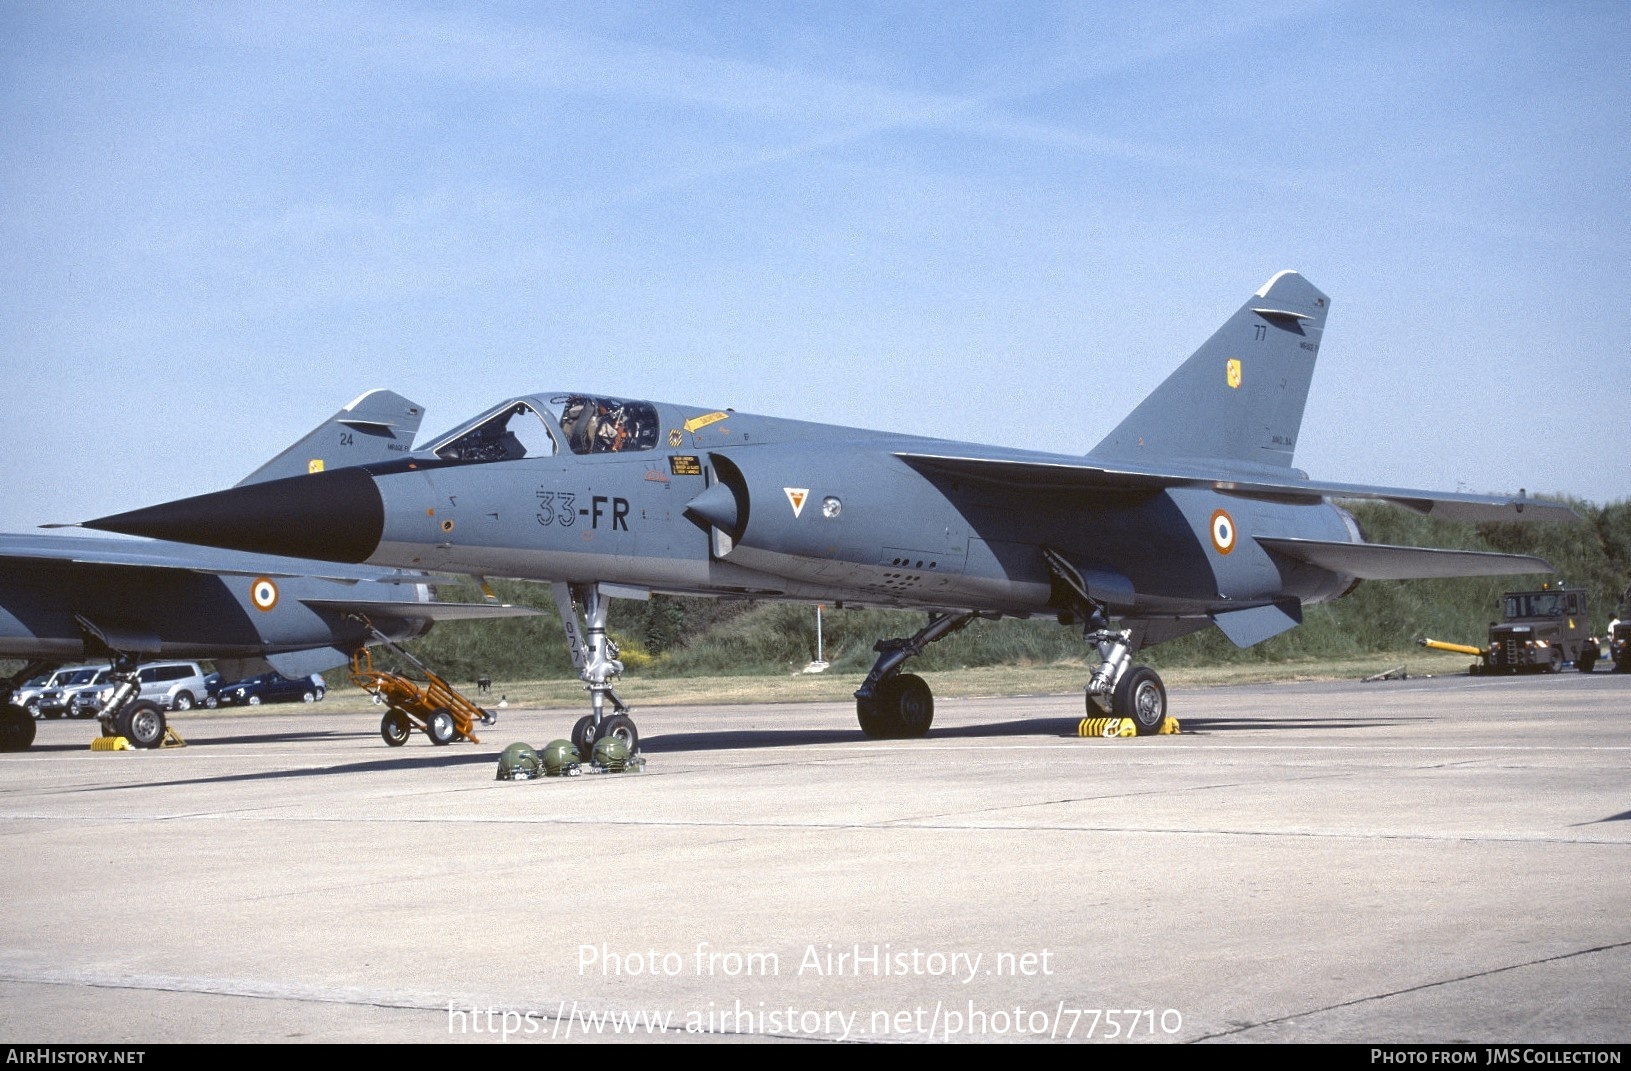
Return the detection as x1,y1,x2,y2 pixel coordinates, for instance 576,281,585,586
895,452,1579,524
1212,600,1303,648
298,599,541,623
1257,537,1554,580
266,648,349,679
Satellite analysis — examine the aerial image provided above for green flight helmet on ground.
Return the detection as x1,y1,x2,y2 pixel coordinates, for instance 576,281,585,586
542,739,580,776
592,734,630,772
495,742,541,781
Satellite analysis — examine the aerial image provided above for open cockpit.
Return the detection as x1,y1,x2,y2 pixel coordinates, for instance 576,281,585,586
429,394,660,463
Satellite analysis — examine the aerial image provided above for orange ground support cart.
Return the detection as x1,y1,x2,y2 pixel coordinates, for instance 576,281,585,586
350,642,495,747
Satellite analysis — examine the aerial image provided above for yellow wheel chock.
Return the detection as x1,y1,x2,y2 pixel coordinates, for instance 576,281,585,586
1077,716,1180,738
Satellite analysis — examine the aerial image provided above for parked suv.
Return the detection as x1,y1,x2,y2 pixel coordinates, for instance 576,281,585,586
70,668,131,718
37,666,115,719
134,662,212,711
15,666,89,718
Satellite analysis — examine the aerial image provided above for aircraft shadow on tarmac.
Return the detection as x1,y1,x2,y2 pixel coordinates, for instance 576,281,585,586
643,717,1073,753
642,714,1407,753
19,728,371,754
1176,717,1409,732
22,713,1412,764
68,748,494,791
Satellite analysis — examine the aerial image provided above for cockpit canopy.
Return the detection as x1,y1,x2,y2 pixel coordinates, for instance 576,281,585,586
555,395,659,454
430,394,660,463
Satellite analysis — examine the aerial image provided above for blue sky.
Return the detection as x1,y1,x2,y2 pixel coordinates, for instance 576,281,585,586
2,0,1627,532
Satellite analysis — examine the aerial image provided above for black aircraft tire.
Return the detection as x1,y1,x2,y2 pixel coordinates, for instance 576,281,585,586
0,704,35,752
856,694,893,739
596,713,639,755
571,714,598,762
1576,648,1597,673
380,709,411,747
884,673,934,738
425,708,457,746
1113,666,1167,736
119,701,167,749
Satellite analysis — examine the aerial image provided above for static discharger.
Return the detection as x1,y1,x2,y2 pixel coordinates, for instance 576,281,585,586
1079,717,1179,738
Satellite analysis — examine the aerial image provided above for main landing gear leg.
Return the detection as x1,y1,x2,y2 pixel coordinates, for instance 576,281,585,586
1042,546,1167,736
0,659,54,753
1081,628,1165,735
552,582,638,759
854,611,979,739
88,654,171,749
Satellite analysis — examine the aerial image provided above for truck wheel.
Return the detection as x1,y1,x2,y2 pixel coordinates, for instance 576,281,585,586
380,709,411,747
425,709,456,746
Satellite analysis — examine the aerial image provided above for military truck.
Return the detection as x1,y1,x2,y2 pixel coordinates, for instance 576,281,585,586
1483,587,1597,673
1608,585,1631,672
1423,585,1599,672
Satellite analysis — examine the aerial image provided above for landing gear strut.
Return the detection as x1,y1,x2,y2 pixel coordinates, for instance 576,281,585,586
91,656,168,749
1044,546,1168,736
554,583,639,758
854,611,979,739
1082,628,1167,734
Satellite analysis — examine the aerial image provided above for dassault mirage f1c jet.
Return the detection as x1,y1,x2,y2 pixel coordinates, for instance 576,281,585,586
85,272,1573,758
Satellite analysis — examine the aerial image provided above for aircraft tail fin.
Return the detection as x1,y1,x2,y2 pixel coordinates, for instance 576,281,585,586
1090,271,1329,470
235,390,425,487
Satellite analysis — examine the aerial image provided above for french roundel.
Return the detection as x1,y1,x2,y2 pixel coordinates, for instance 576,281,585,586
1210,510,1237,555
251,577,279,612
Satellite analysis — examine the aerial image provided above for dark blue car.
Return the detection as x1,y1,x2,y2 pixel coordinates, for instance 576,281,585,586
216,672,327,707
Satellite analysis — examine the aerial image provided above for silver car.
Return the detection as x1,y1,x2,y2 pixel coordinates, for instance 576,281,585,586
14,666,91,718
134,662,212,712
36,666,114,719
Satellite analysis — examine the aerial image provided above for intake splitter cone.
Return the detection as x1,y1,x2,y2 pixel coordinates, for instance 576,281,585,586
85,467,385,564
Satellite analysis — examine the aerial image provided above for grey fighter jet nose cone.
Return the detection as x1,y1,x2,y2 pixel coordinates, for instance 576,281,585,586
85,467,386,564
